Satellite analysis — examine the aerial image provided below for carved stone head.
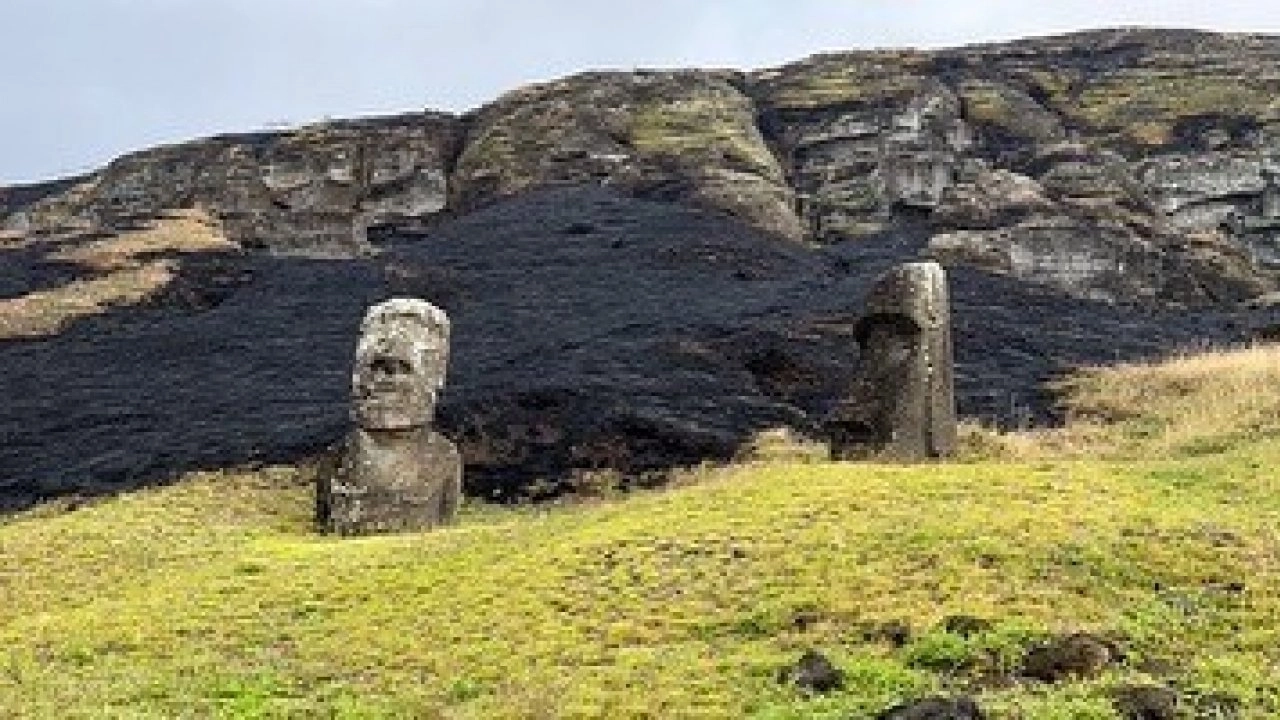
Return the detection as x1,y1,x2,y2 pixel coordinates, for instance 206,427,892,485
352,298,450,430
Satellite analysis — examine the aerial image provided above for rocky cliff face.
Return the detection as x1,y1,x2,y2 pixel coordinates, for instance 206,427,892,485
753,29,1280,303
4,113,461,255
6,28,1279,303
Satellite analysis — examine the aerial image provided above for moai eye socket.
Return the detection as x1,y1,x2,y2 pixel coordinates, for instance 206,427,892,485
369,353,413,378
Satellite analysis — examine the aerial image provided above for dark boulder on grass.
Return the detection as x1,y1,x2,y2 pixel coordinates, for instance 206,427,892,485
781,649,845,693
875,696,986,719
1111,685,1182,720
855,619,913,647
940,615,994,638
1021,633,1114,683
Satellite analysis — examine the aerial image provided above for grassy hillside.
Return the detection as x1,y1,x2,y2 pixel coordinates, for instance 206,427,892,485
3,347,1280,718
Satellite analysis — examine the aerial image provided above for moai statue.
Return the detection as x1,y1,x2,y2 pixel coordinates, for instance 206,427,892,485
317,298,462,535
831,261,957,460
1262,165,1280,220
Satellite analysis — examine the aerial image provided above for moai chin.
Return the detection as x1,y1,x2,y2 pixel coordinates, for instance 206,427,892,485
831,261,957,460
318,298,462,535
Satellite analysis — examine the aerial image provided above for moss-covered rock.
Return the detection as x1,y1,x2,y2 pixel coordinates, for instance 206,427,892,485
749,50,933,110
958,79,1065,147
955,28,1280,153
453,70,803,240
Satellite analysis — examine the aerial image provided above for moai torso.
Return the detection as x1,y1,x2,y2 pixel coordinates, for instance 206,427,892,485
831,261,956,460
318,298,462,535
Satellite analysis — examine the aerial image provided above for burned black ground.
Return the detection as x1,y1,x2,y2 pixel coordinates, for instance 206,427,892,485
1,186,1275,510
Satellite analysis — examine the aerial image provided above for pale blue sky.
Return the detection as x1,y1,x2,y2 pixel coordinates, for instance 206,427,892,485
2,0,1277,183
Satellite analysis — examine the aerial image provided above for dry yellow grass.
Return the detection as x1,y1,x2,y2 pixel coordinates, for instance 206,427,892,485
0,210,236,339
960,343,1280,461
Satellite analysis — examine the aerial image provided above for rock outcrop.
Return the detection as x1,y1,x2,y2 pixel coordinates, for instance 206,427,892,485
5,113,461,255
755,51,972,240
752,29,1280,303
453,70,805,241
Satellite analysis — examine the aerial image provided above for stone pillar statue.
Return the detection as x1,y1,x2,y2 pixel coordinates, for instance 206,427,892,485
317,298,462,535
831,261,957,460
1262,165,1280,220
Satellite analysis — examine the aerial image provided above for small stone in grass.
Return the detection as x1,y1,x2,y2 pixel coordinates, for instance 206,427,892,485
780,649,844,693
875,695,986,719
1111,684,1181,720
1021,633,1114,683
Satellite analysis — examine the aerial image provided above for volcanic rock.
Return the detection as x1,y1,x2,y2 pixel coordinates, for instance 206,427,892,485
781,649,845,693
875,696,986,720
1021,633,1115,683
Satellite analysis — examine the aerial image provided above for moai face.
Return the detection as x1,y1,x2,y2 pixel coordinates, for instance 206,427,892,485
352,298,451,430
859,316,922,377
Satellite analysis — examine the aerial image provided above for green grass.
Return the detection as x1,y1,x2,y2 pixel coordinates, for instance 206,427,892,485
1073,71,1280,147
751,52,931,110
629,96,781,180
4,350,1280,717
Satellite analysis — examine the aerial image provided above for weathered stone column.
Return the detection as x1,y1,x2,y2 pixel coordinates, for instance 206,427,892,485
1262,165,1280,220
317,298,462,535
831,261,956,460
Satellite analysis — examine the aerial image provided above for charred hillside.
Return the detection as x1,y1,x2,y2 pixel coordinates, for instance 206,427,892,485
3,28,1280,509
